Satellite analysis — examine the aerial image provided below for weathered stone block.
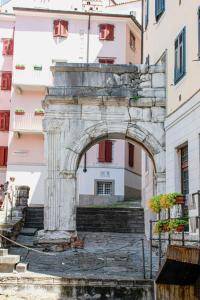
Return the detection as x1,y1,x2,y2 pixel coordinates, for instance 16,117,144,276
0,249,8,256
152,73,165,88
140,74,151,82
151,107,166,122
138,88,155,98
154,88,165,98
16,262,28,273
142,108,152,121
149,65,165,73
129,107,143,121
139,81,152,88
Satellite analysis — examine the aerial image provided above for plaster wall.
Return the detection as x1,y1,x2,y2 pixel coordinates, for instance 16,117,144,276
143,0,199,114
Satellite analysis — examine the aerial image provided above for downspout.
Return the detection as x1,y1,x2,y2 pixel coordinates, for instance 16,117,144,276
141,0,144,64
86,14,91,64
85,14,91,169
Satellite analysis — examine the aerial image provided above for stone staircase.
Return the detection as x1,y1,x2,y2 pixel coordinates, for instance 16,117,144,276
24,207,44,229
0,248,27,273
23,206,145,233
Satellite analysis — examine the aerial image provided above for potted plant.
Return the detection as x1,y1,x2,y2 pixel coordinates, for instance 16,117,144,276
174,193,185,204
154,220,170,233
33,65,42,71
15,64,25,70
34,108,44,116
148,195,162,213
168,219,188,233
15,108,25,115
160,194,176,209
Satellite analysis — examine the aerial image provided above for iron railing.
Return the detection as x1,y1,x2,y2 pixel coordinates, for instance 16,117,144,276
149,191,200,279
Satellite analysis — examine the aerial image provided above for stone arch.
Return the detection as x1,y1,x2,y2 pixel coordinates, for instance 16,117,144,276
62,121,164,176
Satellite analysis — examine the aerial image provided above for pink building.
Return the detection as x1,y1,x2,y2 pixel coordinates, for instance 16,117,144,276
0,0,142,207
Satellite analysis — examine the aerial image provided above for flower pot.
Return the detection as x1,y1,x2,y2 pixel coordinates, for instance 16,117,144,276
15,66,25,70
175,195,185,204
15,111,25,115
175,224,185,232
34,112,44,116
33,66,42,71
163,224,170,232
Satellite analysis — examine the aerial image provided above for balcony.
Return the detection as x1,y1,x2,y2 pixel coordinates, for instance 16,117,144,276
12,113,43,134
12,68,52,91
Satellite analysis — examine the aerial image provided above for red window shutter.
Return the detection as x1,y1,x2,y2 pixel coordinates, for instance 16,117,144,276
105,140,112,162
60,20,68,37
2,39,13,55
1,72,12,90
53,20,61,37
98,141,106,162
128,143,134,167
99,24,106,40
107,25,114,41
0,111,9,131
99,59,114,64
99,24,114,41
0,147,8,167
5,112,10,131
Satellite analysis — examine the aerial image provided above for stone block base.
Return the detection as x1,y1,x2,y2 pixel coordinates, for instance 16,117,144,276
34,230,83,252
16,263,28,273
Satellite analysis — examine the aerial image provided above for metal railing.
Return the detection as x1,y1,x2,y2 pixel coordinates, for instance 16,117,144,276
13,112,43,133
149,191,200,279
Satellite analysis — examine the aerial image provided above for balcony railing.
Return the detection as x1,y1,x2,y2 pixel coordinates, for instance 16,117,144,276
12,112,43,133
13,69,52,89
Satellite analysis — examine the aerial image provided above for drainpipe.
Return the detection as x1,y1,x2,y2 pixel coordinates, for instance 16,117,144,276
86,14,91,64
83,153,87,173
141,0,144,64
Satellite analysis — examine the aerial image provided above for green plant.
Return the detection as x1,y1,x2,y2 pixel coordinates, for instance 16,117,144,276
15,64,25,69
160,192,184,209
15,108,25,112
131,95,140,102
33,65,42,71
168,219,188,233
154,220,170,233
148,195,162,213
34,108,44,113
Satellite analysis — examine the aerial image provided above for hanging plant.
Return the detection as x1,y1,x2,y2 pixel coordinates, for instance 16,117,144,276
154,220,170,233
15,64,25,70
33,65,42,71
15,108,25,115
34,108,44,116
168,219,188,233
148,195,162,213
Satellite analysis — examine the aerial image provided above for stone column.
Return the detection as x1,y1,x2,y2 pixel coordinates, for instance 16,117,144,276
37,119,77,245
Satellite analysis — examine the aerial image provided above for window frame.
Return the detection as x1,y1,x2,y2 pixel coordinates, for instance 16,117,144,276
53,19,68,38
99,24,114,41
130,31,136,51
98,58,114,64
155,0,165,21
1,72,12,91
174,27,186,84
95,180,114,196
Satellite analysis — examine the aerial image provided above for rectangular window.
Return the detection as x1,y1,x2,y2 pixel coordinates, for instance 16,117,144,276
97,181,112,195
130,32,136,50
174,27,186,84
99,24,114,41
98,140,112,163
1,72,12,90
181,145,189,195
128,143,134,167
99,58,114,64
198,7,200,58
155,0,165,20
145,0,149,29
2,39,13,56
0,111,10,131
53,20,68,37
0,147,8,167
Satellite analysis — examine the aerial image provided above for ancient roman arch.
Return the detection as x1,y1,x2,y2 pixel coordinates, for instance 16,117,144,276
38,63,166,243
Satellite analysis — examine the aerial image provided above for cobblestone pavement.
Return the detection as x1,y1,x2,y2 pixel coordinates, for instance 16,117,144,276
9,232,159,280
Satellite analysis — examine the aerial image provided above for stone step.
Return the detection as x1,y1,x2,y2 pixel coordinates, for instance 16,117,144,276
15,235,34,247
20,228,38,236
16,262,28,273
0,254,20,273
0,249,8,256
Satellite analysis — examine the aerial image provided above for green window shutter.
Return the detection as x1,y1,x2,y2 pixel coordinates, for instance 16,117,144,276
174,27,186,84
155,0,165,20
145,0,149,29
